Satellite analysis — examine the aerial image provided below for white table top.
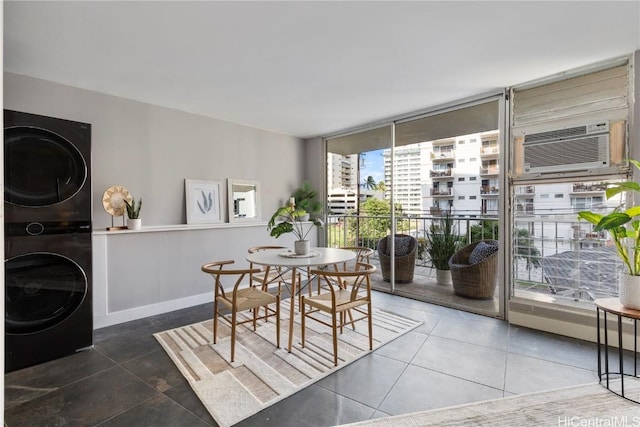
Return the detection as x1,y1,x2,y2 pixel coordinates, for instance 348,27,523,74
246,247,355,268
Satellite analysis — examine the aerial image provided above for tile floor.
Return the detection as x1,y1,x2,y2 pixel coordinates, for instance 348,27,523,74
5,292,602,426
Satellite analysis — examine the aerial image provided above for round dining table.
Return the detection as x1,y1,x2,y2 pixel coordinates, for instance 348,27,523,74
246,247,356,352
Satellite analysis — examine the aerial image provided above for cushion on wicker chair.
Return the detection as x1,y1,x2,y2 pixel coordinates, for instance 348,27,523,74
383,236,413,256
468,241,498,264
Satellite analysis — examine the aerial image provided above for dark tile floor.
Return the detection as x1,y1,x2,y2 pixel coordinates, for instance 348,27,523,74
5,292,601,426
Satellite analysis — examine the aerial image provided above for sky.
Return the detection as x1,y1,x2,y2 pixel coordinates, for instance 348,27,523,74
360,149,385,185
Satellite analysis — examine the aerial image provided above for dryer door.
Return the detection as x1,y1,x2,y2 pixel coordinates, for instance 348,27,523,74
4,126,87,207
5,253,88,334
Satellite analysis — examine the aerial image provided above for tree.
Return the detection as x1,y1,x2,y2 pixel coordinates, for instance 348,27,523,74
363,175,377,190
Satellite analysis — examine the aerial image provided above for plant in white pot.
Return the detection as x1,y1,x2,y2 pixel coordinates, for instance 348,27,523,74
578,159,640,309
267,201,323,255
425,213,460,285
124,197,142,230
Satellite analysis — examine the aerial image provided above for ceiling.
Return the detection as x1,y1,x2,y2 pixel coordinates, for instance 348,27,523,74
4,1,640,139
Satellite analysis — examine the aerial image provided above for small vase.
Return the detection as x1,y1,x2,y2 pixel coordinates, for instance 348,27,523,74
619,273,640,310
294,240,310,256
435,269,452,286
127,218,142,230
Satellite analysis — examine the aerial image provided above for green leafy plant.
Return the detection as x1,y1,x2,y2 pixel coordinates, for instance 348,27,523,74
267,204,324,241
425,213,460,270
578,159,640,276
124,198,142,219
291,181,322,215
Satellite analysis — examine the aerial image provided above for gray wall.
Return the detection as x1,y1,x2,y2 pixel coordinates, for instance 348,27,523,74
4,72,305,228
4,72,317,327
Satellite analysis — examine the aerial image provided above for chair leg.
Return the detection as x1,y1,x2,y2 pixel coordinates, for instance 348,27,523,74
213,299,219,344
367,301,373,350
301,296,306,348
231,310,237,363
275,296,281,349
332,310,338,366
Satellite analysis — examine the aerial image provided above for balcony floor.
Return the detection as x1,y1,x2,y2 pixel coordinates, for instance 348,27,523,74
368,259,501,318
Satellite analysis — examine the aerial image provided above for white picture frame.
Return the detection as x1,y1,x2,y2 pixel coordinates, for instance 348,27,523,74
227,178,261,223
185,179,223,224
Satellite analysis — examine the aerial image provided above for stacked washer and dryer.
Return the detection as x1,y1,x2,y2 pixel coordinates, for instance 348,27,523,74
4,110,93,372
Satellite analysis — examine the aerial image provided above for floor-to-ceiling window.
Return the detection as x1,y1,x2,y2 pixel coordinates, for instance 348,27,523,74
325,95,507,318
508,57,633,318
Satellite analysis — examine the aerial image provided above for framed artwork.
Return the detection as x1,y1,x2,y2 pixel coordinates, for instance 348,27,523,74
185,179,223,224
227,178,261,223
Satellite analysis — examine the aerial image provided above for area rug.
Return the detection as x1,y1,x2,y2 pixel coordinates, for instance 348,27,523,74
338,381,640,427
154,299,422,427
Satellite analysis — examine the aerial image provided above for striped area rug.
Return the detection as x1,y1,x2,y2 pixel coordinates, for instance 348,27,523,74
154,299,422,427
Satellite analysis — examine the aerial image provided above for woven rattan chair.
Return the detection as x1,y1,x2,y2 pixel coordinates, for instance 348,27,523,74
202,260,280,362
377,234,418,283
448,240,499,299
301,263,376,366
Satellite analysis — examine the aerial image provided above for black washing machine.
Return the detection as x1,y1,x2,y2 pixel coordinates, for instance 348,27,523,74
4,110,91,223
4,110,93,372
5,224,92,372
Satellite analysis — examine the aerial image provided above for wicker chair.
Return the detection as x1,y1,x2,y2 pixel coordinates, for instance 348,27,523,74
377,234,418,283
448,240,499,299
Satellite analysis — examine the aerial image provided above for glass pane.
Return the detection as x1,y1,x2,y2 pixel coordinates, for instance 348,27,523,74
6,253,87,334
512,179,625,305
4,127,86,207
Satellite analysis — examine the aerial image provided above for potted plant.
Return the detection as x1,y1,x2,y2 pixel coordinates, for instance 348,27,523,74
267,201,324,255
124,197,142,230
425,213,460,285
578,159,640,309
291,181,322,220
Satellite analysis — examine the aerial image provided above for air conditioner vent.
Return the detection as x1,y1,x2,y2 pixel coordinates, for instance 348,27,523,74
522,122,610,174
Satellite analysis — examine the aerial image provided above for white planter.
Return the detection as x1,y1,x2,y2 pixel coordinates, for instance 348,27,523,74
435,269,452,286
294,240,310,255
127,218,142,230
619,273,640,310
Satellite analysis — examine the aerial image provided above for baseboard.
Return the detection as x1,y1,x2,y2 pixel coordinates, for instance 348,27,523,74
93,292,212,329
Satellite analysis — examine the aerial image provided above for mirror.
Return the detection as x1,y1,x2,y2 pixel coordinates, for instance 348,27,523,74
227,179,261,222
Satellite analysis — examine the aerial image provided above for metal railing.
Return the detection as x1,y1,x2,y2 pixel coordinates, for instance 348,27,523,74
325,213,621,303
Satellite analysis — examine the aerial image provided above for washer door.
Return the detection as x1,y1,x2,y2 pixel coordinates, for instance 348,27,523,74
5,253,88,334
4,126,87,207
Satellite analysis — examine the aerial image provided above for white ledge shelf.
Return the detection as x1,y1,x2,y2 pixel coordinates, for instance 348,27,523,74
93,221,268,235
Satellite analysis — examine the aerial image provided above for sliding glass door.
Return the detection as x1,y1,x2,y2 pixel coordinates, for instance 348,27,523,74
325,94,506,318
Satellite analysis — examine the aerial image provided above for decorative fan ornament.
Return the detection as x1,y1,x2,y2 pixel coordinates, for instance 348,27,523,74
102,185,132,218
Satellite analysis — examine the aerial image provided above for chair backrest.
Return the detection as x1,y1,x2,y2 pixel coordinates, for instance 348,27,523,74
335,246,374,271
201,260,261,295
311,263,376,299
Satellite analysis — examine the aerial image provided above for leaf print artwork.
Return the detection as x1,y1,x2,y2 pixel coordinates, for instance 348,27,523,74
197,190,213,214
185,180,221,224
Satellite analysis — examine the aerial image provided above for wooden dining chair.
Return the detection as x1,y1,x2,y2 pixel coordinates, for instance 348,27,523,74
247,246,294,293
333,246,374,272
301,262,376,366
201,260,280,363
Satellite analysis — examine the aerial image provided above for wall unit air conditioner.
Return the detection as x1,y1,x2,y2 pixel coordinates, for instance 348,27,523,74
522,121,610,174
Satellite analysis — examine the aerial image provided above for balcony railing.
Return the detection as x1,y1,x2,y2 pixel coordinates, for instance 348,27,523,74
572,183,607,193
430,188,453,197
480,166,499,175
480,186,499,195
325,213,621,304
430,169,452,178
